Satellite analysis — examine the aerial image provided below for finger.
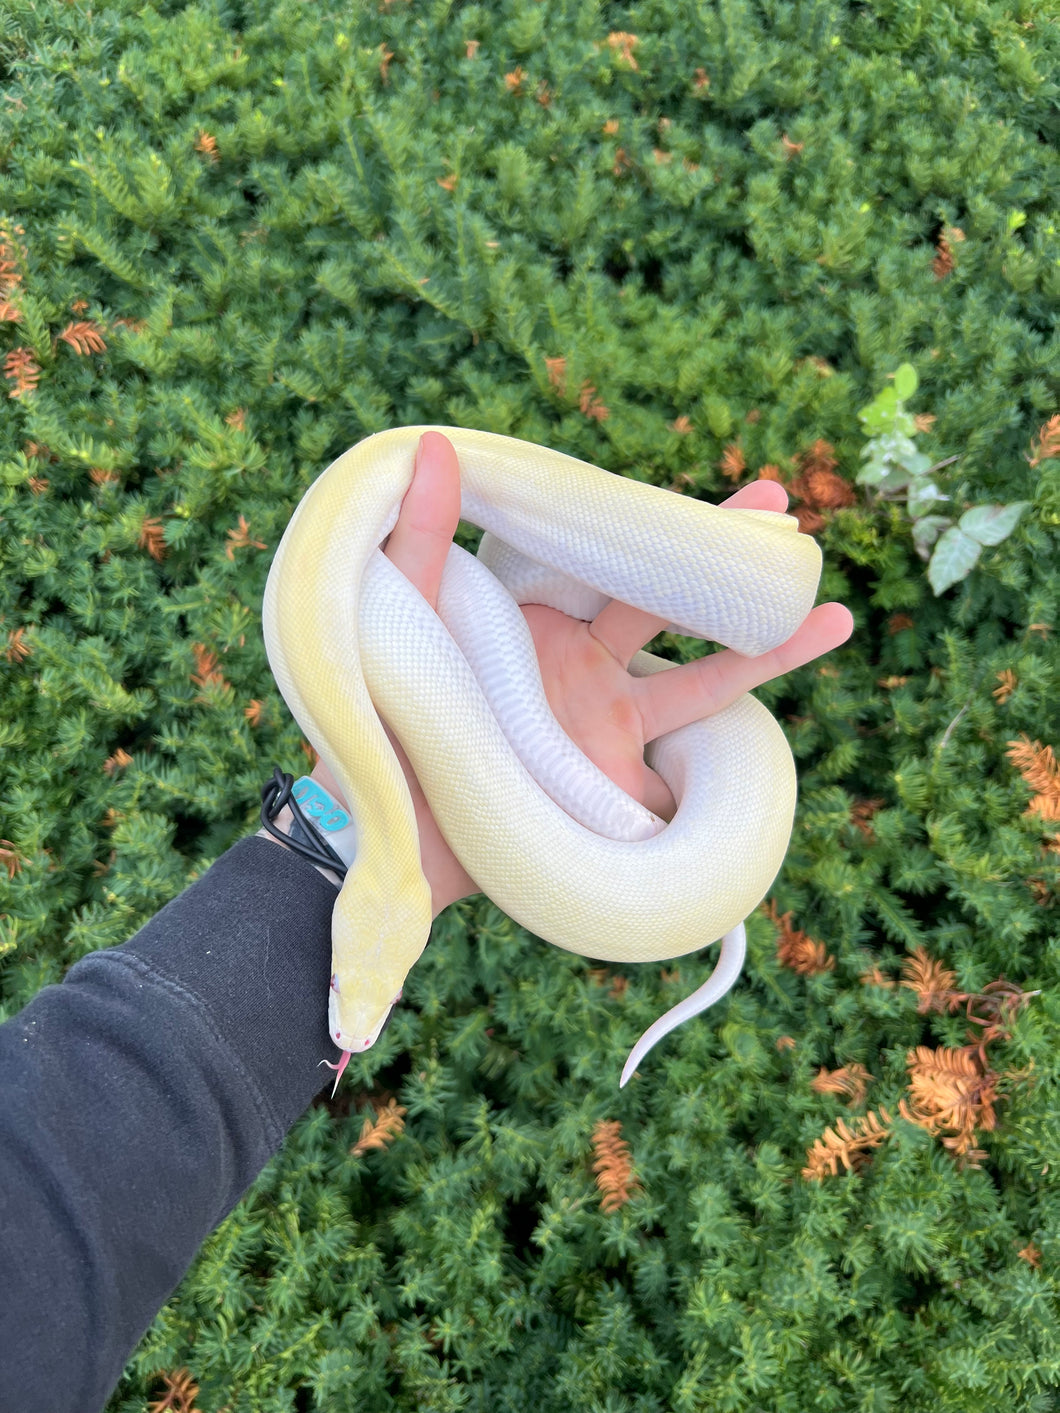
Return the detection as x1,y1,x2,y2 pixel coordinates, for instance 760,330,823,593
589,478,792,665
636,602,854,743
717,479,789,513
589,599,671,668
383,431,461,611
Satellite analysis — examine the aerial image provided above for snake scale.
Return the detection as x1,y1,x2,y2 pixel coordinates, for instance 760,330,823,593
262,426,821,1087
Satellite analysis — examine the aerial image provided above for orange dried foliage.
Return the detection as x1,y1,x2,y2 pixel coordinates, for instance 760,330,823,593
764,899,835,974
811,1062,874,1106
1006,735,1060,821
932,226,964,280
225,514,267,559
195,130,219,162
587,968,629,999
591,1119,641,1212
803,469,854,507
719,443,746,482
0,229,24,291
899,946,1038,1064
859,963,896,989
148,1367,201,1413
579,381,609,421
899,1046,998,1165
0,841,24,880
5,627,31,663
4,348,40,397
801,1108,893,1181
244,699,264,727
808,945,1037,1177
851,797,884,842
351,1097,408,1156
190,643,230,695
103,748,133,775
1026,413,1060,469
606,32,640,70
139,516,167,560
0,224,25,323
58,320,107,355
993,669,1017,703
794,507,825,534
901,946,960,1014
544,355,567,397
788,441,847,499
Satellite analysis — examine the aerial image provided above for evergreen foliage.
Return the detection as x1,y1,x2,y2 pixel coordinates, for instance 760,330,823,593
1,0,1058,1406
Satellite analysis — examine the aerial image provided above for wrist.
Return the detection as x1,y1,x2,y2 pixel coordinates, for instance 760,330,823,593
257,766,346,888
307,758,474,918
256,812,345,889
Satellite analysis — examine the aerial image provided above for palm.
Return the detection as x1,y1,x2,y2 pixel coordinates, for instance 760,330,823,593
372,432,853,915
521,603,678,821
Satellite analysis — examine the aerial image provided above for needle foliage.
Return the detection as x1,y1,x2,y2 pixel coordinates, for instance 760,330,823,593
1,0,1058,1408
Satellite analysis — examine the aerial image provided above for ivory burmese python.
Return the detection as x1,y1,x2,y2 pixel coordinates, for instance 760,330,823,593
262,426,821,1088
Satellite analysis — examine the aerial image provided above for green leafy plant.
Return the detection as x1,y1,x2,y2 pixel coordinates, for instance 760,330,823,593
856,363,1029,594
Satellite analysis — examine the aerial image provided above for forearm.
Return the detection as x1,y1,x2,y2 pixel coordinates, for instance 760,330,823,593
0,835,338,1413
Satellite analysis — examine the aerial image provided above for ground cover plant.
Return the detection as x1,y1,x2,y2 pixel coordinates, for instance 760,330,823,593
1,0,1058,1407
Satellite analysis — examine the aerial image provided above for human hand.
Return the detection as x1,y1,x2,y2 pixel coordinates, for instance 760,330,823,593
313,431,853,915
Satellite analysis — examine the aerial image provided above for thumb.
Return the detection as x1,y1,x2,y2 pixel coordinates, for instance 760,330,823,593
382,431,462,610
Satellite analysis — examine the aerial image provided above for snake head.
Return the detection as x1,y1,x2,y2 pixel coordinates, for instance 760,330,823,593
328,981,403,1057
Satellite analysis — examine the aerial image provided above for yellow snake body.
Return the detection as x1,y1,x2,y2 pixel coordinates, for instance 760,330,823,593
263,427,821,1083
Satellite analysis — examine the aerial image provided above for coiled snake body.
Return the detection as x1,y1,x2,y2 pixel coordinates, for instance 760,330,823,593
262,427,821,1087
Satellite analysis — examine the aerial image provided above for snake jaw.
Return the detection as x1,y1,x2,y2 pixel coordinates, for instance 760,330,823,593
327,983,404,1080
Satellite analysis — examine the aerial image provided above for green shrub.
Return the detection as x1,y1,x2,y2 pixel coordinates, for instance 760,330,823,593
1,0,1057,1407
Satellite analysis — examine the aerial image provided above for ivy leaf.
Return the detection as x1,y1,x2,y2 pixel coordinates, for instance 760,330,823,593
958,501,1030,546
928,527,981,594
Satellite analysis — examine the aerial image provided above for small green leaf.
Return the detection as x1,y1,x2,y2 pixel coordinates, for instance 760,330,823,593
957,501,1030,546
893,363,918,401
928,527,980,594
912,515,952,561
907,480,947,516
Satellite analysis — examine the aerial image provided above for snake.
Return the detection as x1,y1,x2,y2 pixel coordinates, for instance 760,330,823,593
261,426,821,1089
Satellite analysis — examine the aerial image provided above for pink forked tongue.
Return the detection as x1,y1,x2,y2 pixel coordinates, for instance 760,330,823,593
321,1048,352,1098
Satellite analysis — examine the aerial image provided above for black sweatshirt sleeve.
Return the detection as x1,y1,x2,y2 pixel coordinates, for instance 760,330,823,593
0,833,342,1413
